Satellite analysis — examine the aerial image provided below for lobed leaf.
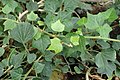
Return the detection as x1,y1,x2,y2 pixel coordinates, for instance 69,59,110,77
51,20,65,32
48,38,63,53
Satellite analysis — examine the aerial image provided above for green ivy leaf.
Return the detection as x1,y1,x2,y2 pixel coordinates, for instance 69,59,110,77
61,65,69,73
95,48,116,63
33,27,41,40
0,59,8,68
3,19,17,31
112,42,120,50
108,8,118,22
95,53,107,68
57,11,75,32
45,51,55,62
27,53,36,64
26,0,38,11
115,68,120,76
70,35,79,46
2,1,18,14
63,19,74,32
44,0,61,13
2,5,12,14
27,11,38,21
51,20,65,32
85,13,102,29
48,38,63,53
0,69,3,77
15,3,23,13
42,62,53,77
79,36,86,53
54,59,63,66
64,0,79,12
1,0,12,5
112,35,120,50
44,13,57,31
37,21,44,26
97,40,110,49
10,68,23,80
10,22,34,43
96,24,112,38
102,8,118,22
97,62,116,77
33,62,45,73
57,11,71,21
95,49,116,76
85,8,117,30
76,28,83,35
34,31,41,40
0,47,5,57
79,2,92,10
77,17,87,26
32,35,50,52
74,66,81,74
10,52,26,68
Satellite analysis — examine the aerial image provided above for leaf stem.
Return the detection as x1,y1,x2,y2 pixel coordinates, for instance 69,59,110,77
38,28,57,37
22,42,30,54
38,28,120,43
37,27,120,43
85,36,120,42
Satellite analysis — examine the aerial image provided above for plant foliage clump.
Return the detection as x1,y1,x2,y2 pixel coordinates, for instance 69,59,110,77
0,0,120,80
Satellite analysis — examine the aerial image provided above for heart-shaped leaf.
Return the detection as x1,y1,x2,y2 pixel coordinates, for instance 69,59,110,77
48,38,63,53
95,48,116,76
70,35,79,46
3,19,17,31
27,53,36,64
32,35,50,52
51,20,65,32
33,62,45,73
27,11,38,21
96,24,112,38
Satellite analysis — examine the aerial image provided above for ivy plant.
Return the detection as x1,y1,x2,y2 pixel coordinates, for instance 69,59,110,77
0,0,120,80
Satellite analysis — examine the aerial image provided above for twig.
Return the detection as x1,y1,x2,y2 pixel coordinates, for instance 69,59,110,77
73,11,80,19
86,67,93,80
37,0,44,4
86,67,105,80
62,42,73,47
18,0,44,21
18,10,29,21
37,28,120,43
38,9,44,12
4,65,13,74
38,28,57,38
87,49,100,53
85,36,120,42
89,74,105,80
